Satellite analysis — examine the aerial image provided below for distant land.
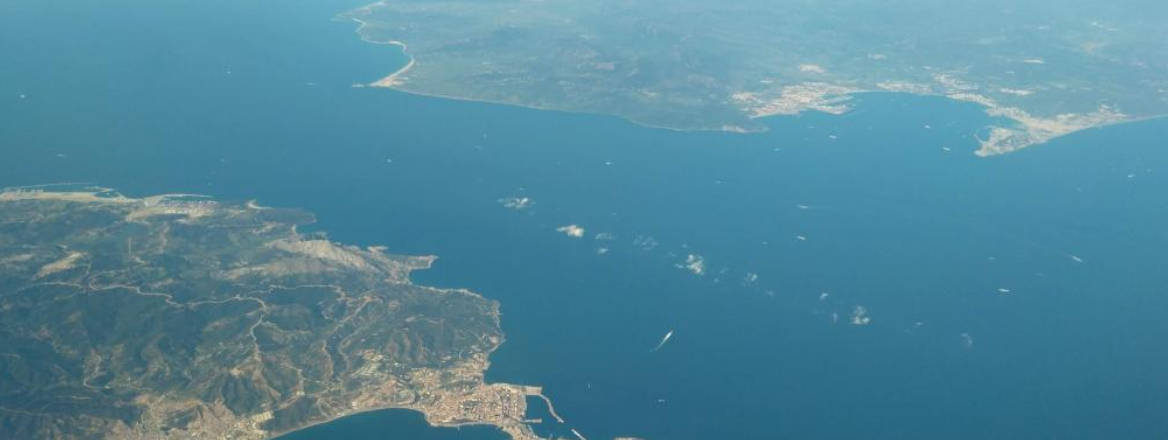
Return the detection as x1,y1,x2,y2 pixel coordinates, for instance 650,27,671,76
341,0,1168,155
0,187,556,440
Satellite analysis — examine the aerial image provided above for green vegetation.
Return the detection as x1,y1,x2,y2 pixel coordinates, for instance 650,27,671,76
0,188,538,439
345,0,1168,154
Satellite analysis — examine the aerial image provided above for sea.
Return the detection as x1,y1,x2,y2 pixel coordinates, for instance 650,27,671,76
2,0,1167,438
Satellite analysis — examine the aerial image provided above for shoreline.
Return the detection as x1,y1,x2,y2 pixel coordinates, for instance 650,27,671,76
339,8,1164,157
2,187,553,440
365,77,750,134
372,56,414,87
533,392,565,424
268,405,506,440
363,68,1165,156
265,378,565,440
344,14,416,87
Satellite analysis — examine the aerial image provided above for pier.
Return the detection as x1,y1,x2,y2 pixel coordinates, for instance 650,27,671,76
522,386,565,423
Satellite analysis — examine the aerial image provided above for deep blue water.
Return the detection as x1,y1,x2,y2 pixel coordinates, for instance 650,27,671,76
2,1,1168,439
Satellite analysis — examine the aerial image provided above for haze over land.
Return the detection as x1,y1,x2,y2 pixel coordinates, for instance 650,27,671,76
344,0,1168,155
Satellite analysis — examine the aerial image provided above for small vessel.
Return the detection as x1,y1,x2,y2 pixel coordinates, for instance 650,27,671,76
651,330,674,352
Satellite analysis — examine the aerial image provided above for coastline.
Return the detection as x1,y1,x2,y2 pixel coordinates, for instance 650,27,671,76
267,378,567,440
362,62,1164,157
371,55,414,87
1,187,560,440
267,407,484,440
344,14,415,88
340,6,1163,157
268,402,512,440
